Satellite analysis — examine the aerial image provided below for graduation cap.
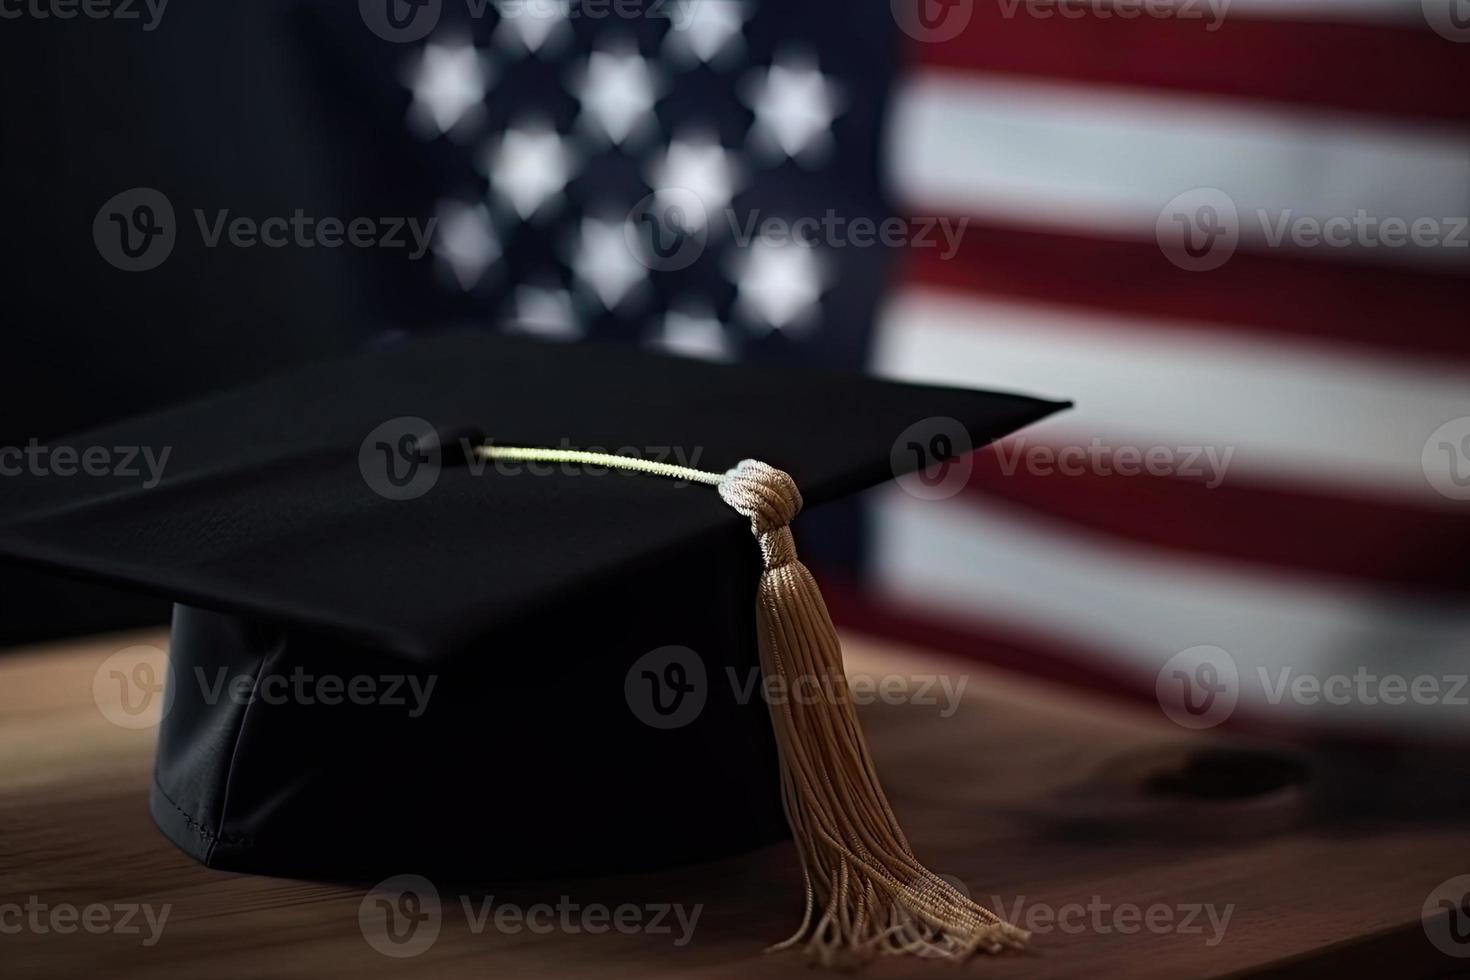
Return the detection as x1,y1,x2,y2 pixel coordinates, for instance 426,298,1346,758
0,331,1066,965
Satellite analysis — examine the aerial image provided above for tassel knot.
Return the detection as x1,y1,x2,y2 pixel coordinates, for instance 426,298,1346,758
719,459,803,535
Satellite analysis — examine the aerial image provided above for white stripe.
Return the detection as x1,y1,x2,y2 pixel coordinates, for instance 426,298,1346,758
872,490,1470,734
888,73,1470,270
874,289,1470,505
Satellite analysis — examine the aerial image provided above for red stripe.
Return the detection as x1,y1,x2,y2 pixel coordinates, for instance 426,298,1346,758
820,573,1158,704
908,9,1470,124
963,445,1470,596
901,222,1470,362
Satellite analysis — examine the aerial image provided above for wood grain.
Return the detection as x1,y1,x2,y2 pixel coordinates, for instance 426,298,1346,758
0,629,1466,978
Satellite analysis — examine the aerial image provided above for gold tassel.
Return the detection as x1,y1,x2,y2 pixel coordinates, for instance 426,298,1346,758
719,460,1027,966
475,446,1028,966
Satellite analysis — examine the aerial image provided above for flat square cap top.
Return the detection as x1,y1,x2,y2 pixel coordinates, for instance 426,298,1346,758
0,332,1065,660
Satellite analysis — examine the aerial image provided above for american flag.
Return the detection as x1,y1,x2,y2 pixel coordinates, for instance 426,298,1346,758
301,0,1470,739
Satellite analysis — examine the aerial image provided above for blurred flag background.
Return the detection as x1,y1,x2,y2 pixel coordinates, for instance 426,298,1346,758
860,1,1470,740
2,0,1467,739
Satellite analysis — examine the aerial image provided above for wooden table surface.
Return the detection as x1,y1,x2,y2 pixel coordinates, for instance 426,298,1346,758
1,629,1466,979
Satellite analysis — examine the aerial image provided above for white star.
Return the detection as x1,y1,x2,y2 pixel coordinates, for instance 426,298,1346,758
508,285,583,340
729,237,827,333
650,303,735,362
662,0,748,66
480,121,577,220
645,134,740,231
741,55,843,165
431,200,499,290
405,42,490,139
494,0,571,57
569,216,647,311
569,47,662,147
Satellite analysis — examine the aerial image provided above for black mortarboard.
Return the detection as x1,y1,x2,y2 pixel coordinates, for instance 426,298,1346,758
0,331,1065,964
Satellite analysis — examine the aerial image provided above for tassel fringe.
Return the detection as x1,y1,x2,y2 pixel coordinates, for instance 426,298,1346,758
720,459,1028,966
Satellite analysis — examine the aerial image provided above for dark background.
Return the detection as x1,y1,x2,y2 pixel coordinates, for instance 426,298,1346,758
0,4,371,640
